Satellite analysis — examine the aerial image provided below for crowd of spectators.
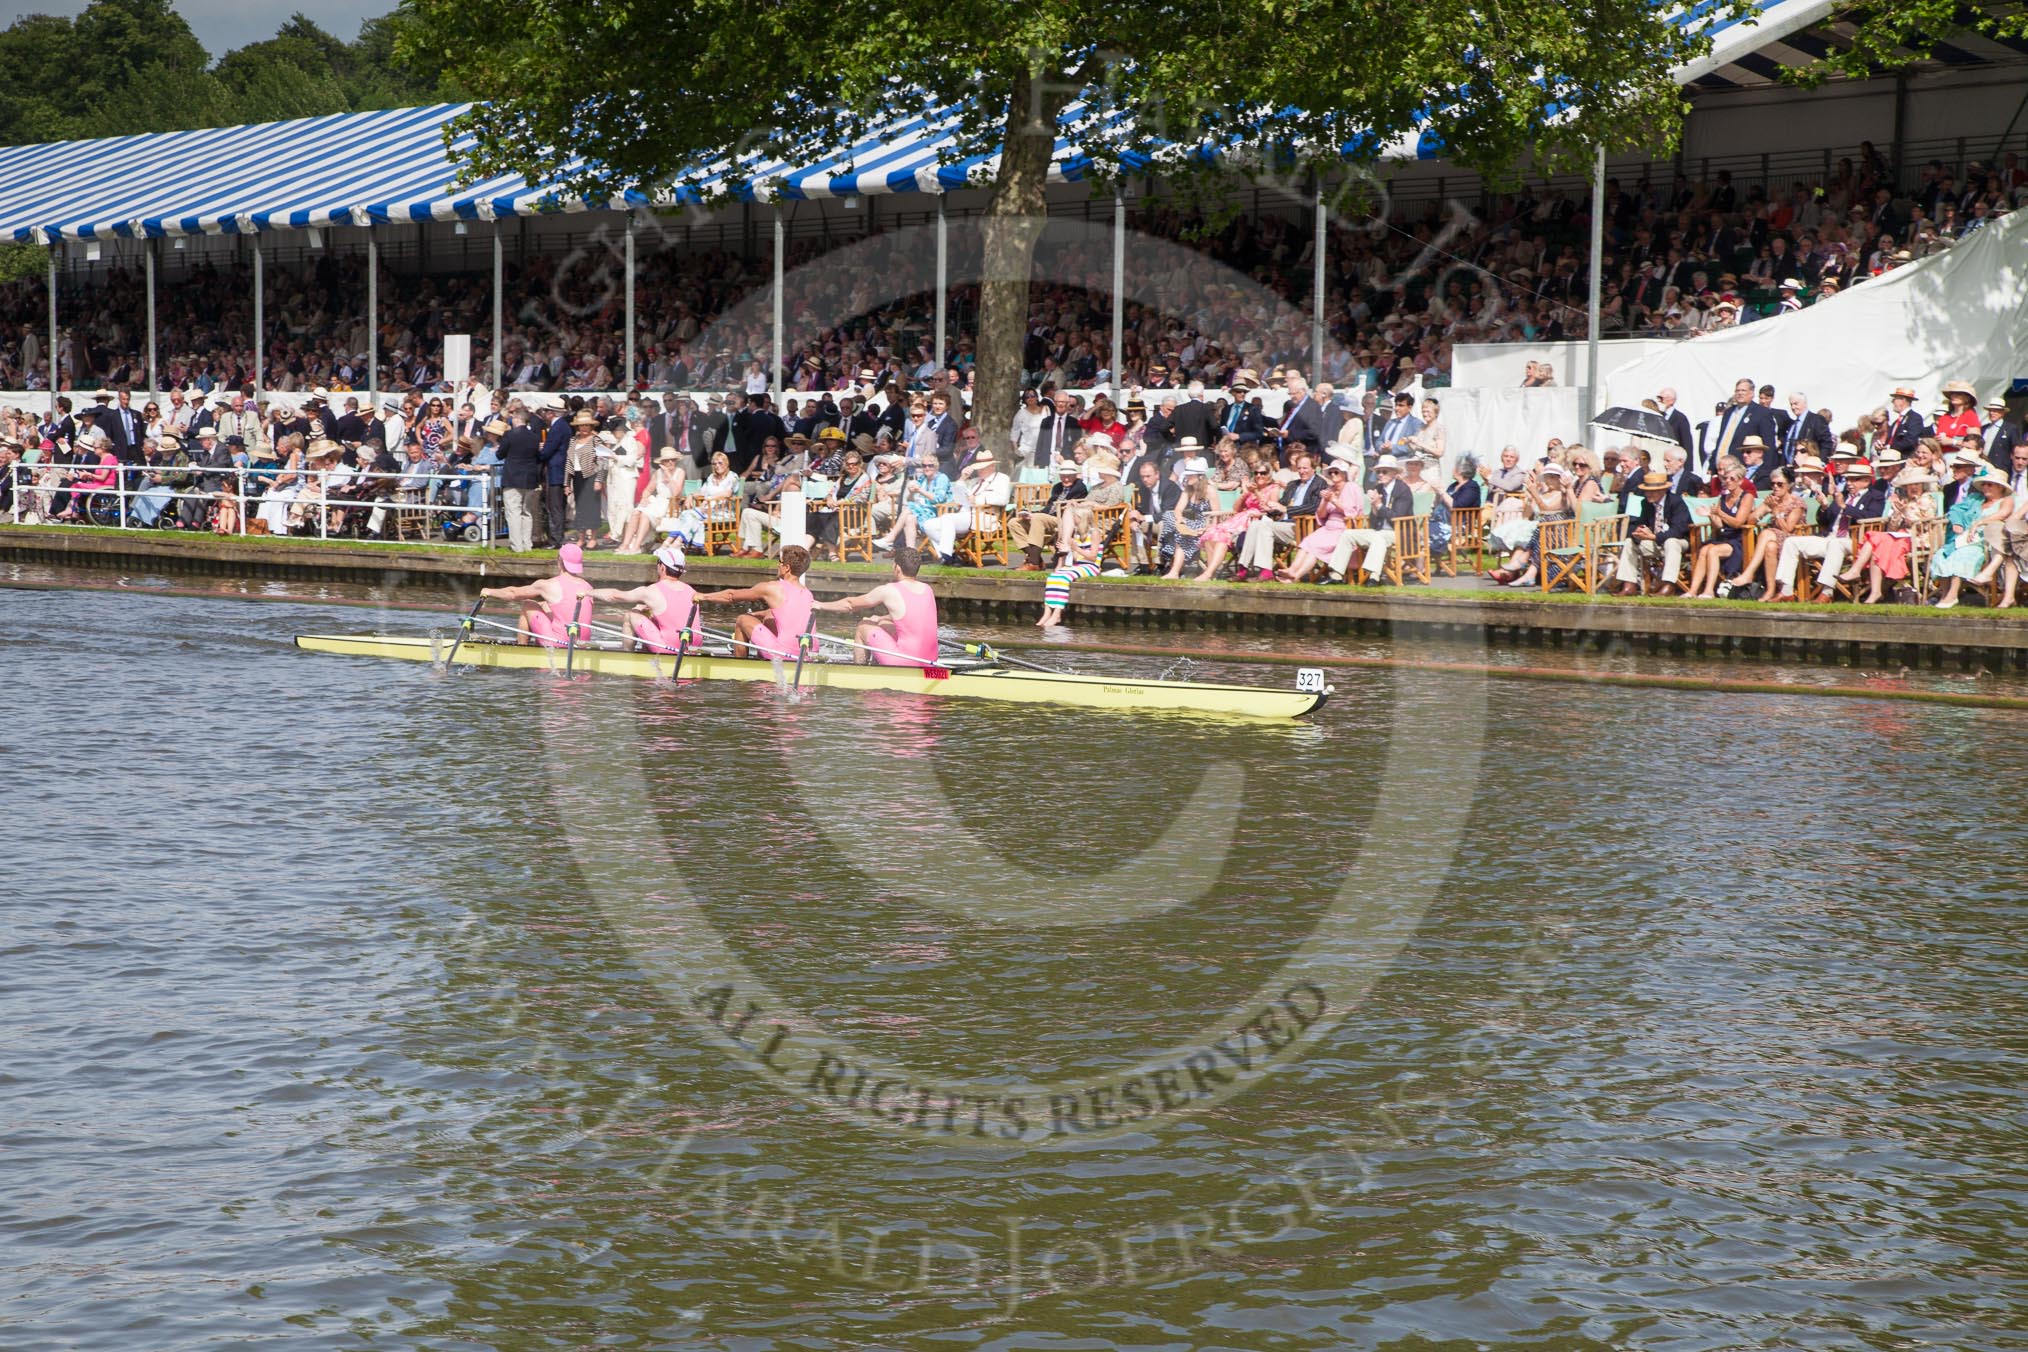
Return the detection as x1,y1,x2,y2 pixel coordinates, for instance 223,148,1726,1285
2,144,2023,402
7,353,2026,618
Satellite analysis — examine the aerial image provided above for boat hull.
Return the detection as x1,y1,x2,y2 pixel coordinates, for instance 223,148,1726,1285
293,634,1326,720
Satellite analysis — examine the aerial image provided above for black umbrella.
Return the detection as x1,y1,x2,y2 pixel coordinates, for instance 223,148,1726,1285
1590,405,1675,440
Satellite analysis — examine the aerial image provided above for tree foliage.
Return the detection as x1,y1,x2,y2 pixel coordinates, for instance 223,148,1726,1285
0,0,450,146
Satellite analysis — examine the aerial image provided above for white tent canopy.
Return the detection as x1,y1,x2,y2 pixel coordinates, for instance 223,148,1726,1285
1604,208,2028,428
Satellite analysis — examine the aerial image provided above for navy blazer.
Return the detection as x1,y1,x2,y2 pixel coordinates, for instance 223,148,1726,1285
1629,492,1693,543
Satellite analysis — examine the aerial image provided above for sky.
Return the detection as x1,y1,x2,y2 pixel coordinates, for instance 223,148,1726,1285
0,1,390,54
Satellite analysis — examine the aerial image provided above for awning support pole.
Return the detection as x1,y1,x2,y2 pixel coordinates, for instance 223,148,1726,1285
623,213,636,392
934,193,947,377
1586,143,1604,423
491,225,503,390
253,234,264,400
46,239,58,404
145,237,157,403
1110,183,1125,389
771,203,784,398
367,228,378,408
1311,180,1327,380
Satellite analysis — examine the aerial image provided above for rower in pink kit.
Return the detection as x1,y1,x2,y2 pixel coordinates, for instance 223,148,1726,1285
814,543,941,666
480,541,596,647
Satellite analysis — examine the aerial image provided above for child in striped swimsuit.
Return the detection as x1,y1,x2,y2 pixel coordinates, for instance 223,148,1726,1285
1037,505,1102,629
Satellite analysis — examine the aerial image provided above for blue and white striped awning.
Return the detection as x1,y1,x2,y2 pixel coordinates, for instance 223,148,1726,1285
0,101,645,243
0,0,1855,243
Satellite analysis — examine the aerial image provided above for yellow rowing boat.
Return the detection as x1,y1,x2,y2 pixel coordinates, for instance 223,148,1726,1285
294,633,1329,719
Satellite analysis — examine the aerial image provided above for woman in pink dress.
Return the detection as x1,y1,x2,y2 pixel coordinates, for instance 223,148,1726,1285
1194,464,1283,580
1278,461,1361,582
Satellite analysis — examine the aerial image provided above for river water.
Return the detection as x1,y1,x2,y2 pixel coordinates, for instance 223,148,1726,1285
5,568,2026,1351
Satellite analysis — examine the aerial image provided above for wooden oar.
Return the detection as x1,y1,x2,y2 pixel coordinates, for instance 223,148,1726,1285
564,594,587,675
669,600,701,682
442,596,486,669
955,640,1058,674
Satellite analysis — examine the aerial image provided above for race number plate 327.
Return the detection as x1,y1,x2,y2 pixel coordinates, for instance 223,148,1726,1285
1295,667,1327,693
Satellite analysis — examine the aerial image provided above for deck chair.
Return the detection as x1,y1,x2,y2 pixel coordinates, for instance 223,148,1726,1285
1536,518,1586,592
1383,514,1432,585
835,500,874,561
955,503,1011,567
1444,505,1485,575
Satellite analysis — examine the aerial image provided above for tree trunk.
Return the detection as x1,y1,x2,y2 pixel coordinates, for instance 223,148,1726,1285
974,69,1062,475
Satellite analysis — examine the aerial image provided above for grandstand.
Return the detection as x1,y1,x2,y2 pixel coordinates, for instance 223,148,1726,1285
0,0,2021,415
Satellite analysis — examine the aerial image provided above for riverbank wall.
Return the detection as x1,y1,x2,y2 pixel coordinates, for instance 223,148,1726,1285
7,525,2028,670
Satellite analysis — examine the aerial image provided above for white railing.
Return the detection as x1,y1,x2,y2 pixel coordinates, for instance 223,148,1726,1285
5,463,497,546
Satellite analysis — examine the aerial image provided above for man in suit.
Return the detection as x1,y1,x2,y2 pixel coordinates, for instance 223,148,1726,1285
1218,382,1266,444
1340,391,1382,459
1757,385,1792,445
1272,373,1324,463
1171,382,1216,447
1881,386,1926,454
106,388,145,463
1313,382,1346,447
1236,451,1328,579
1374,392,1424,460
1980,394,2020,471
1781,393,1834,464
1703,378,1779,477
1612,470,1695,594
1327,454,1416,584
1660,446,1704,498
646,394,682,459
1771,461,1889,601
923,391,960,473
692,396,729,469
495,412,545,552
1738,437,1777,491
538,400,574,547
1127,458,1183,573
1030,392,1082,471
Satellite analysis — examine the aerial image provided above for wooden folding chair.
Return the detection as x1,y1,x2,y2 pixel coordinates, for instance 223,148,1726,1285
1579,512,1629,594
701,498,740,556
957,503,1010,567
835,500,874,561
1382,514,1432,585
1092,503,1130,568
393,488,432,541
1444,505,1485,575
1827,519,1884,602
1536,518,1586,592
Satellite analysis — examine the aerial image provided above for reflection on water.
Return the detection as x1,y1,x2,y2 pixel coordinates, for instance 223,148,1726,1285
3,574,2026,1351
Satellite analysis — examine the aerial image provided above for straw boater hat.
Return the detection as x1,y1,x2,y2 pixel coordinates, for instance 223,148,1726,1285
1794,454,1827,474
1230,368,1259,391
1175,436,1205,453
1637,470,1671,492
655,446,682,463
1372,454,1401,472
483,418,509,436
571,410,599,428
1740,435,1768,451
1083,432,1116,451
1874,447,1904,467
1779,278,1803,290
1986,394,2009,411
1945,450,1982,468
850,433,877,454
1890,385,1917,400
969,445,998,466
1842,460,1874,477
307,438,342,460
1897,468,1938,486
1090,452,1123,478
1055,459,1081,475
